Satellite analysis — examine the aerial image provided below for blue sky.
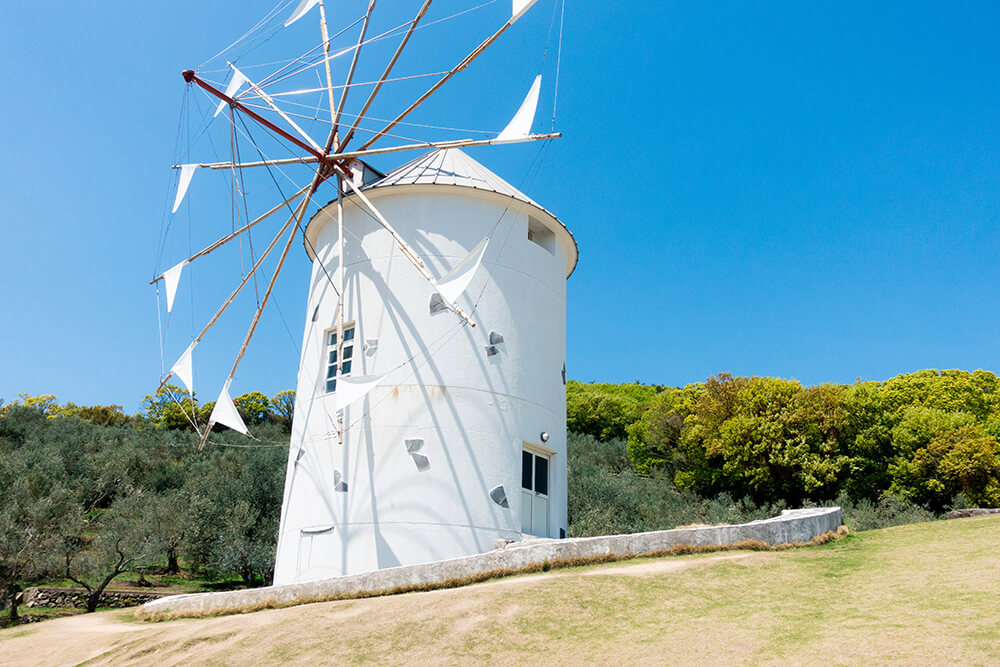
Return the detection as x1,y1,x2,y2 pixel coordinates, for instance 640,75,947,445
1,1,998,412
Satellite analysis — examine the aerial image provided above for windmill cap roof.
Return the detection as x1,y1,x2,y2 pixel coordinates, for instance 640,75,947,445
368,148,542,208
365,148,576,275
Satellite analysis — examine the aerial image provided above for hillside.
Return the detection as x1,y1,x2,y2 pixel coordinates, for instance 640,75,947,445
2,515,997,665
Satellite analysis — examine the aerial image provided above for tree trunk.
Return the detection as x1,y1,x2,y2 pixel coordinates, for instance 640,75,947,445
7,592,19,625
85,590,101,613
167,549,179,574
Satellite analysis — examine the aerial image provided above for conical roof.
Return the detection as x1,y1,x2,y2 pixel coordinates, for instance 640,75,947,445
367,148,549,215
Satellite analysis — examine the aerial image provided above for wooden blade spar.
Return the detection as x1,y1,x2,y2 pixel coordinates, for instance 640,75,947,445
157,188,312,392
357,0,541,152
338,0,432,150
175,132,561,171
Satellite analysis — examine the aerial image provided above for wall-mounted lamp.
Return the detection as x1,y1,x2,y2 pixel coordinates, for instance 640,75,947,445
540,431,549,443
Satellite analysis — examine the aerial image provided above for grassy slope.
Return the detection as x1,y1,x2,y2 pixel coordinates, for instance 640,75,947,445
1,516,998,666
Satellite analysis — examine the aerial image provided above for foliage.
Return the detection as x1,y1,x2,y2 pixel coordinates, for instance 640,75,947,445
0,399,288,618
271,390,296,428
141,385,202,431
566,381,662,441
619,369,1000,509
0,445,73,623
568,433,783,537
63,494,165,612
234,392,271,425
3,368,999,622
834,492,936,532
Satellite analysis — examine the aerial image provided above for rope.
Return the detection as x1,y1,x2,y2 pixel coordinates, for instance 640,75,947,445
245,1,498,99
198,0,296,70
234,113,341,299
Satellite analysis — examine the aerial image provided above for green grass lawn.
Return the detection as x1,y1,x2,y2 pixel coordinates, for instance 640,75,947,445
2,515,998,665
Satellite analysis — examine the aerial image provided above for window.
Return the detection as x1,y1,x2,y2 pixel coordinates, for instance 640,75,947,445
527,216,556,254
521,448,550,536
325,324,355,393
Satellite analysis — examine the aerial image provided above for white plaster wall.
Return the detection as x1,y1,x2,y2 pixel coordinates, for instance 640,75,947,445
273,185,572,585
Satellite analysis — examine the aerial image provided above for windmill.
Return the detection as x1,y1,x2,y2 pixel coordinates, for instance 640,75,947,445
152,0,575,582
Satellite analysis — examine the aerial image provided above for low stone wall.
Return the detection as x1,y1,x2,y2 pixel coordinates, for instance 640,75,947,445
142,507,841,617
23,587,167,609
945,507,1000,519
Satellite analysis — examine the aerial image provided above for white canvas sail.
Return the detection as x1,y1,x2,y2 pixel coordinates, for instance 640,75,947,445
284,0,320,27
209,380,249,434
335,374,386,412
214,70,248,117
512,0,540,22
172,164,197,213
497,75,541,142
161,259,190,313
169,340,197,393
436,238,489,305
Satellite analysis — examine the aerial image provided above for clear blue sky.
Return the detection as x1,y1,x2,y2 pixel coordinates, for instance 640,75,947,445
1,1,998,413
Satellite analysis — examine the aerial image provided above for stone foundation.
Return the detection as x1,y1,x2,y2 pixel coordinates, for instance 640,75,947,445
22,587,167,609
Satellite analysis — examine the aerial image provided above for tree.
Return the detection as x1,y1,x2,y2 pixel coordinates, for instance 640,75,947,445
182,441,285,585
61,403,131,427
567,381,662,441
271,390,295,428
234,391,271,425
63,494,163,612
677,374,850,504
626,383,702,476
141,385,201,431
0,453,70,624
145,490,190,574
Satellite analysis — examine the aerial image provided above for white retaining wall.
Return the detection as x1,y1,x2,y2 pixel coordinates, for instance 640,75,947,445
143,507,841,616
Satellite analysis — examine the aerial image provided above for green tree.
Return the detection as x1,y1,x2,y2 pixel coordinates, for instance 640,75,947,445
566,381,661,441
63,494,164,612
142,385,201,431
0,450,71,624
234,391,271,425
145,490,191,574
625,383,702,476
678,374,850,504
271,390,295,429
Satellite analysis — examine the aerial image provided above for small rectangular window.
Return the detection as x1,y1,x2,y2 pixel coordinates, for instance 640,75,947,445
521,449,549,497
527,216,556,254
325,323,356,393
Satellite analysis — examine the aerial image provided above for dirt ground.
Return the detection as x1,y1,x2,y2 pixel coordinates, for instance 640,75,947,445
2,516,998,666
0,553,753,666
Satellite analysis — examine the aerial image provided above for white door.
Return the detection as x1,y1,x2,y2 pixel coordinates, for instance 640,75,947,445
521,450,549,536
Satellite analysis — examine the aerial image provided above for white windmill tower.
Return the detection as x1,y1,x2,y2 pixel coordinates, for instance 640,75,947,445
274,147,576,582
152,0,571,584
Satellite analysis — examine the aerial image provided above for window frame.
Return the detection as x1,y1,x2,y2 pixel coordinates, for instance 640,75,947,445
324,321,356,394
521,441,554,537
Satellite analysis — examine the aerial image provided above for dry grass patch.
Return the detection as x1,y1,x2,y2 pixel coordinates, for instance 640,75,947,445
1,517,998,665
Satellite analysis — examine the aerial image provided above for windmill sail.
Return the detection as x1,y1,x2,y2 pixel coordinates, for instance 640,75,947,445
209,380,249,434
284,0,319,27
512,0,540,23
436,238,490,305
161,259,190,313
169,341,197,393
214,70,248,117
335,374,386,412
172,164,197,213
497,75,541,142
